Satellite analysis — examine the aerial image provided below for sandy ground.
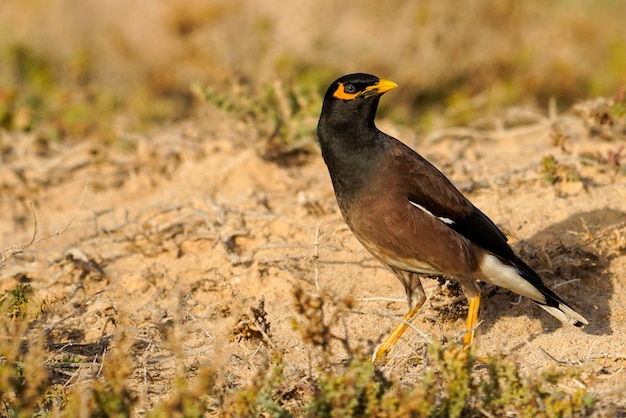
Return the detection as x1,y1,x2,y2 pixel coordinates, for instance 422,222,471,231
1,100,626,413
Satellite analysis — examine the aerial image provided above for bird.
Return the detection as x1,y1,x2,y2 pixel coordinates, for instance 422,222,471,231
316,73,588,363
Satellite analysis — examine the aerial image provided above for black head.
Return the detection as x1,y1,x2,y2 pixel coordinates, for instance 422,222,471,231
317,74,399,207
319,73,398,135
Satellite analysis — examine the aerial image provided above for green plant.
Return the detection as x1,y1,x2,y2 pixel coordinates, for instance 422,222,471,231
540,155,560,185
0,285,49,417
539,155,581,185
0,284,36,320
230,353,292,417
306,360,391,418
196,80,321,163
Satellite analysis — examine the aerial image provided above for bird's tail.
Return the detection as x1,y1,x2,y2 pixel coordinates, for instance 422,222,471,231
516,259,588,327
478,253,588,326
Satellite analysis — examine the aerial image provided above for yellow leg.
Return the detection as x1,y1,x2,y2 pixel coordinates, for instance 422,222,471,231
463,295,481,349
372,302,423,364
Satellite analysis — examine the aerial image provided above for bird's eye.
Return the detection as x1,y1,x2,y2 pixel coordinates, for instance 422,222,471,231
344,83,356,93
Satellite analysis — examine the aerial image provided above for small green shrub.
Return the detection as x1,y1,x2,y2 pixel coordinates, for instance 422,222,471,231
539,155,581,185
196,80,321,163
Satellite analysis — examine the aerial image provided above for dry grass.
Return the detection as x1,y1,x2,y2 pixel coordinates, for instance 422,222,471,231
0,280,600,417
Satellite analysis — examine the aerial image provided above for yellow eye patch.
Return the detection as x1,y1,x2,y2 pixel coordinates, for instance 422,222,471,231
332,79,398,101
333,82,360,100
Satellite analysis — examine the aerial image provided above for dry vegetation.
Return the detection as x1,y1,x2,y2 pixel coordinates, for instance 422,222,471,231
1,0,626,416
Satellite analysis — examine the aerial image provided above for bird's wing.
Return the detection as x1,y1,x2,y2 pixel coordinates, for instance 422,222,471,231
390,142,517,261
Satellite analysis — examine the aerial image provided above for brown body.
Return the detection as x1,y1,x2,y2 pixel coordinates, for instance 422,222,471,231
343,145,479,276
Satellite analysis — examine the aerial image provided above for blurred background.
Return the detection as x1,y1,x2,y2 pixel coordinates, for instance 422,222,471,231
1,0,625,143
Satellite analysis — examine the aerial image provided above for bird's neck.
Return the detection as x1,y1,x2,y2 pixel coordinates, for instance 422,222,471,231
319,123,384,207
317,97,385,203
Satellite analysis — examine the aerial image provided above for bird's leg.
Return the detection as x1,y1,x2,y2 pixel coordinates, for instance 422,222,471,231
372,302,424,363
372,270,425,364
463,295,481,349
456,276,481,350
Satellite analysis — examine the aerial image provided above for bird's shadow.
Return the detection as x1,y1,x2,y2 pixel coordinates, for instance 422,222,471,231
475,207,624,338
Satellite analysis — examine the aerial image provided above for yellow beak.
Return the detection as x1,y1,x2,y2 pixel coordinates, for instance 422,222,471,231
363,79,398,97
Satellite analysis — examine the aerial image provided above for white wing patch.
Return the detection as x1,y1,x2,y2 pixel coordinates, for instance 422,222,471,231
408,200,455,225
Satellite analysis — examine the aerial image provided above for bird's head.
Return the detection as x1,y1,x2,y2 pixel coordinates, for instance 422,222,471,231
319,73,398,132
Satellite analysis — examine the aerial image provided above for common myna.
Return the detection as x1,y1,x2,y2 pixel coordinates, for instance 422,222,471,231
316,73,587,363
